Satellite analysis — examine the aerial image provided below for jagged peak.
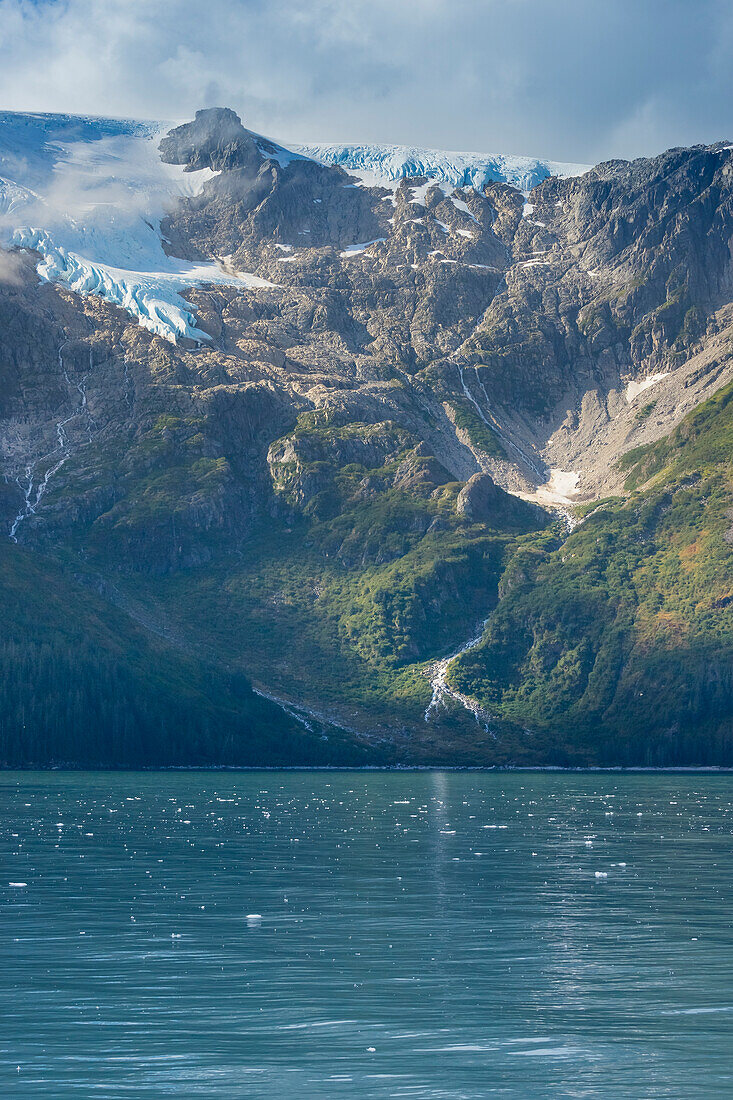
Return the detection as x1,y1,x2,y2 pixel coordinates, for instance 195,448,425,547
159,107,263,174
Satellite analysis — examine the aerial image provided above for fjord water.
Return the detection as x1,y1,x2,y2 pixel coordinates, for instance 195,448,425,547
2,772,733,1098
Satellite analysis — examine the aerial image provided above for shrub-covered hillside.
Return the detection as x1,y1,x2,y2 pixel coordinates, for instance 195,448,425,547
451,382,733,765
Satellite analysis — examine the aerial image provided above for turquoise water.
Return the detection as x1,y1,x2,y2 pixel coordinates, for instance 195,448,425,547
2,770,733,1098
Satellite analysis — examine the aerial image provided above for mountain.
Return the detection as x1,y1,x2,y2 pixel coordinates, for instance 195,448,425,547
0,106,732,767
0,111,585,343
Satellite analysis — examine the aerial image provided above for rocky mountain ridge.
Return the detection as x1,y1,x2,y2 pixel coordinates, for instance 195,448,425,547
0,108,732,765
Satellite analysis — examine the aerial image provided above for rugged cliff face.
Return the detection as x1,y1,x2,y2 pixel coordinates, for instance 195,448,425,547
1,108,732,765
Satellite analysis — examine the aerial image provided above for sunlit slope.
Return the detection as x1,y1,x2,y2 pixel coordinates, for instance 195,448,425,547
451,381,733,765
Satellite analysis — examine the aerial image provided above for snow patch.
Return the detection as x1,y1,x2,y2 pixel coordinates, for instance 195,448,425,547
341,171,403,205
339,237,386,258
514,468,580,531
449,194,478,222
541,469,580,503
625,372,670,403
407,178,449,206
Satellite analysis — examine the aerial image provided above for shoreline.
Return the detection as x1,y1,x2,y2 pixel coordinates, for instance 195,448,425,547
3,764,733,775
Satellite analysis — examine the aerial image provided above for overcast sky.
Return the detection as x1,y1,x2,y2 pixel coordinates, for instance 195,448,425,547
0,0,731,163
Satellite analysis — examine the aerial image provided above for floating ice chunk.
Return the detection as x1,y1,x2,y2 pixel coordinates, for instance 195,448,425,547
594,871,608,878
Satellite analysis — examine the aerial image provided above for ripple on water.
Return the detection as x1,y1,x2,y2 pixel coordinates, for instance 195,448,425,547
1,770,733,1097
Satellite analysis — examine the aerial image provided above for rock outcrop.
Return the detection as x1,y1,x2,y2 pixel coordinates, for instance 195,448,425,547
456,473,503,520
159,107,264,174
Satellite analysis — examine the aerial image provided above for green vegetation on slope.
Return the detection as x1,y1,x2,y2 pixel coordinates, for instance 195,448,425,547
451,381,733,765
27,405,547,759
12,365,733,767
0,542,371,767
448,398,505,457
120,426,547,735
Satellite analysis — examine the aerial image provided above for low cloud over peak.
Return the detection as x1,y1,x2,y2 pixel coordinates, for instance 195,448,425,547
0,0,731,163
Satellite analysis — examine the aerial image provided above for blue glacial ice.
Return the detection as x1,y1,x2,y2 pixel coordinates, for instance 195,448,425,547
290,141,590,193
0,112,274,343
0,111,591,341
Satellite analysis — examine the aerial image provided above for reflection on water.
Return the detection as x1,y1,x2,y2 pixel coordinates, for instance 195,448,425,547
2,770,733,1098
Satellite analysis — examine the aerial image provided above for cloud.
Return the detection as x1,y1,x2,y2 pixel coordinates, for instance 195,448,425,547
0,0,731,162
0,248,26,285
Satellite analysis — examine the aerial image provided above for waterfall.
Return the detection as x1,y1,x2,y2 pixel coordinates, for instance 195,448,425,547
9,341,94,541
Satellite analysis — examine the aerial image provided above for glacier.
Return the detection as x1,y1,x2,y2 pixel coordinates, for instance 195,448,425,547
0,111,591,341
290,141,590,193
0,111,271,342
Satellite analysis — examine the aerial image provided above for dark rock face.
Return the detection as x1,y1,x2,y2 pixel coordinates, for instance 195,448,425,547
7,116,733,537
159,107,263,174
163,154,385,257
455,472,543,528
7,120,733,557
393,444,453,496
159,127,733,455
